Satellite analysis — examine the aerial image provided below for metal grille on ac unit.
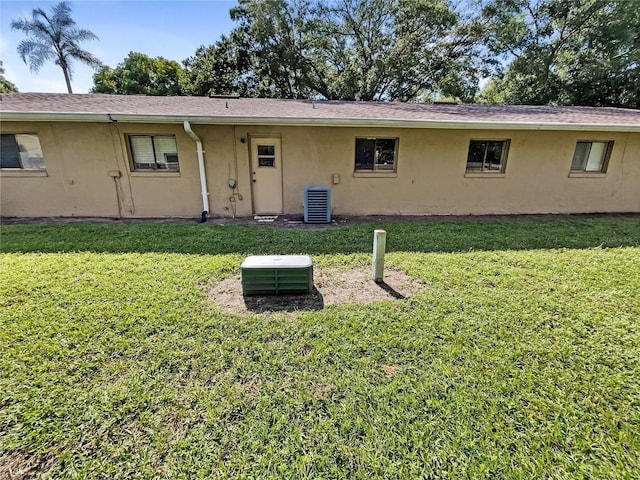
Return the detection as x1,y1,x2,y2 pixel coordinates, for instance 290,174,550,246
304,186,331,223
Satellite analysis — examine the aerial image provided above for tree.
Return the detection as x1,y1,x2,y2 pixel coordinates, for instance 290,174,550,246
227,0,320,99
181,0,484,101
309,0,482,101
181,34,254,97
11,1,101,93
92,52,184,95
563,0,640,108
478,0,640,108
0,62,18,93
185,0,323,99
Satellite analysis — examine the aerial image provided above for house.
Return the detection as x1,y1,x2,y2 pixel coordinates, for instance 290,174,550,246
1,93,639,219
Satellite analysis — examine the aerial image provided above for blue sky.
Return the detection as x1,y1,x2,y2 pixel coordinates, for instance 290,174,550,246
1,0,238,93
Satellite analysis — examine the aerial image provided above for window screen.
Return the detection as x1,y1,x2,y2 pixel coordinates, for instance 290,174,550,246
466,140,509,173
355,138,397,171
0,134,21,168
1,134,45,169
571,141,611,172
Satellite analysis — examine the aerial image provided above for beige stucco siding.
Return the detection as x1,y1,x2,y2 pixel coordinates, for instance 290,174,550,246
200,125,253,218
111,123,203,217
1,122,119,217
1,121,638,218
242,126,639,215
1,122,224,218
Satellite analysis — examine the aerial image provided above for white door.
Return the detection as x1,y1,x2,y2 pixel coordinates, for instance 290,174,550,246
250,137,283,214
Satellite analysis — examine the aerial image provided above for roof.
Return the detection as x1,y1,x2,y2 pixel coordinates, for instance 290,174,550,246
2,93,640,131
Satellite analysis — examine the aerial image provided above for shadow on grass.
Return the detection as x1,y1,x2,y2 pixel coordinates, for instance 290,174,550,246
243,288,325,313
1,216,639,255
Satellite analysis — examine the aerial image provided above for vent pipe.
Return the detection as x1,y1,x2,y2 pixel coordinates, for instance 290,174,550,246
183,120,210,221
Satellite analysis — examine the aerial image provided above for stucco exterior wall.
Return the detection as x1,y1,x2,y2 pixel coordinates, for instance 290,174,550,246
234,125,639,215
1,120,638,218
1,122,120,217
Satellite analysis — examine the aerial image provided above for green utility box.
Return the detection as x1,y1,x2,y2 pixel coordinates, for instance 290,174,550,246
241,255,313,295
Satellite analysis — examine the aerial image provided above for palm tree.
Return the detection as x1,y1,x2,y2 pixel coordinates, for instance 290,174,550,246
11,1,101,93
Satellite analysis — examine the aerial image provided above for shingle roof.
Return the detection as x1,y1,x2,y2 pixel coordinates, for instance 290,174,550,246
2,93,639,131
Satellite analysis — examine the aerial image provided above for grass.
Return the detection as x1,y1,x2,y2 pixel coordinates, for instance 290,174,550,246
1,217,639,479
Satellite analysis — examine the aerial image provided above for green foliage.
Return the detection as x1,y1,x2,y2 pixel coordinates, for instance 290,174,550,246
310,0,481,101
10,1,101,94
182,0,482,101
92,52,184,96
225,0,319,99
180,34,252,97
478,0,640,107
0,61,18,93
188,0,638,106
563,0,640,108
1,218,639,478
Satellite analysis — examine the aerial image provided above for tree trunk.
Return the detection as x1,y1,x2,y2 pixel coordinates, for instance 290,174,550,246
62,65,73,93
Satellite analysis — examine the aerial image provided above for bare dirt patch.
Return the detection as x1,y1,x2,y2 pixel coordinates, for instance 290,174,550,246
382,365,400,378
314,383,338,399
208,265,425,315
0,451,56,480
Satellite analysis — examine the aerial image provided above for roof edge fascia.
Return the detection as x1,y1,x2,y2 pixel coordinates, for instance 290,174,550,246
2,112,639,132
1,112,112,122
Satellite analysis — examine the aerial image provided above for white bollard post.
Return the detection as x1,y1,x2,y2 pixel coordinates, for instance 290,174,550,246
372,229,386,282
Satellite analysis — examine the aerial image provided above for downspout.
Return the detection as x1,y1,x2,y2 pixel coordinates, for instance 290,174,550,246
183,120,209,222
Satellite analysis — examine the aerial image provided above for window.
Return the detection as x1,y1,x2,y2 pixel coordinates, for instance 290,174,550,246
257,144,276,167
466,140,509,173
571,141,612,173
1,134,45,169
128,135,179,171
355,138,397,172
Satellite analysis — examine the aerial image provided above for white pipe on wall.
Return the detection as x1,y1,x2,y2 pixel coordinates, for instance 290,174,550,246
183,120,210,218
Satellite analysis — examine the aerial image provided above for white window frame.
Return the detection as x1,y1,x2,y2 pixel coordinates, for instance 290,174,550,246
127,134,180,172
0,133,46,170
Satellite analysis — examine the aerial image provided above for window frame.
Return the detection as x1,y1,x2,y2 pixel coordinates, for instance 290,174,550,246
126,134,180,172
354,137,399,174
465,139,510,175
0,133,46,171
256,144,277,167
570,140,613,174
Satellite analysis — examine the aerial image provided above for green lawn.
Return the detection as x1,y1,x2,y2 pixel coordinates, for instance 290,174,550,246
1,217,639,479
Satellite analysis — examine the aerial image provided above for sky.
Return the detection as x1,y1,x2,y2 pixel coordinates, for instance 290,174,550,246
0,0,238,93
